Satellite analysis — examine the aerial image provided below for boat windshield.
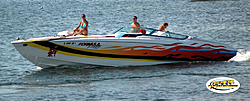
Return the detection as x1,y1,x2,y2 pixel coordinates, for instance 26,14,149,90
109,27,154,35
108,27,188,40
151,30,188,40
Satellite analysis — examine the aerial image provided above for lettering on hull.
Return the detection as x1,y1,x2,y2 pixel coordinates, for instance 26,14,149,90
64,42,101,49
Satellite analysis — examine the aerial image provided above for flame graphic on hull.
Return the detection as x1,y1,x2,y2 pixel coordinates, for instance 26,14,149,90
27,41,236,61
102,44,236,61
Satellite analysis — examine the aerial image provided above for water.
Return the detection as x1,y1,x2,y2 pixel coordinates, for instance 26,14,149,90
1,0,250,100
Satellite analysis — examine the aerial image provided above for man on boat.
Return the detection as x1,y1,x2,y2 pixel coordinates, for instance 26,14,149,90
72,14,88,36
158,22,169,32
131,16,140,33
131,16,140,27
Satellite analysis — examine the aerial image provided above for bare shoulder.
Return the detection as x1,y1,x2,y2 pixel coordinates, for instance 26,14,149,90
131,23,136,27
132,22,140,27
137,22,141,27
158,25,163,30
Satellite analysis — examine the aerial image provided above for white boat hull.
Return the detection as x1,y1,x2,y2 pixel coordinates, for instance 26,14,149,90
11,27,237,68
12,39,184,68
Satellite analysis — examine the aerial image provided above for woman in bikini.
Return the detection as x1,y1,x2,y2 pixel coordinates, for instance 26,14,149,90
72,14,88,36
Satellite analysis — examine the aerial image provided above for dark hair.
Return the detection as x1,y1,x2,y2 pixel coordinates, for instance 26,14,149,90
82,14,86,17
163,22,168,26
133,16,137,19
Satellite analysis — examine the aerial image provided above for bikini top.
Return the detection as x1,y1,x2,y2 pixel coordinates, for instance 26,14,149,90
80,20,87,28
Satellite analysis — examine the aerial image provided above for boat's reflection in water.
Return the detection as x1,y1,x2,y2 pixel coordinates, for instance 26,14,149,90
21,61,224,86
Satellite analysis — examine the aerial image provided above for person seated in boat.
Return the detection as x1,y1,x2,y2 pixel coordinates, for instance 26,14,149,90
158,22,169,32
71,14,88,36
131,16,140,33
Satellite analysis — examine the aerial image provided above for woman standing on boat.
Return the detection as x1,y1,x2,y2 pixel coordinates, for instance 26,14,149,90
72,14,88,36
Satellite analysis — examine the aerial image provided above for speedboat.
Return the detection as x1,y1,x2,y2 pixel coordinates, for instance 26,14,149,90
11,27,237,68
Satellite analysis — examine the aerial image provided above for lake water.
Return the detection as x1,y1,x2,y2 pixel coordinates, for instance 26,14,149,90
1,0,250,100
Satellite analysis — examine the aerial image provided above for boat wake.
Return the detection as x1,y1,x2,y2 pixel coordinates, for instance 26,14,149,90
230,49,250,61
